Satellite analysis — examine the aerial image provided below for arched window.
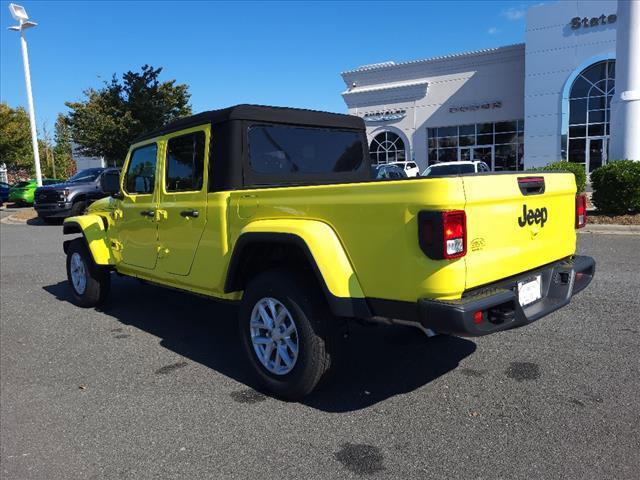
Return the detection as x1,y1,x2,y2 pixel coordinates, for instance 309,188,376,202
369,131,406,164
568,60,615,172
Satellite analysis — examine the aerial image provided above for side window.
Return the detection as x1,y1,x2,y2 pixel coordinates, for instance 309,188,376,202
124,144,157,194
248,125,363,174
165,131,206,192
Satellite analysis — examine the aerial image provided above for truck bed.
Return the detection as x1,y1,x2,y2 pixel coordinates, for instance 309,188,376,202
227,172,577,303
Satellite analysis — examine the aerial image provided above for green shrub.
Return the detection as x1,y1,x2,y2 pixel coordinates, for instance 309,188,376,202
591,160,640,214
534,161,587,193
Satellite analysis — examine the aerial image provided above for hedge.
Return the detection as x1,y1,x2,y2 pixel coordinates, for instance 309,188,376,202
590,160,640,214
530,161,587,194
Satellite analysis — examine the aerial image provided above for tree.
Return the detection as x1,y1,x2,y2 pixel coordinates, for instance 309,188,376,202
36,118,75,180
65,65,191,164
0,102,33,169
39,122,55,178
52,114,76,178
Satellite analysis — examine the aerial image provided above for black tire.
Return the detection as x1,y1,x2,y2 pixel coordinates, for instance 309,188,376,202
70,200,87,216
239,268,341,400
66,238,110,307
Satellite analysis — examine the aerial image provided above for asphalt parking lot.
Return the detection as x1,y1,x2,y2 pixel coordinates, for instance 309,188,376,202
1,213,639,479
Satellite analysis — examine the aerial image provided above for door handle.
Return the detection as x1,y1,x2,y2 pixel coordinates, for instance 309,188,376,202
140,210,155,218
180,209,199,218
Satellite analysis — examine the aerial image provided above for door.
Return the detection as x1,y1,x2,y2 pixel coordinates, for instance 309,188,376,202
459,146,494,169
587,137,607,173
157,127,209,276
118,143,160,270
459,147,472,161
472,146,494,169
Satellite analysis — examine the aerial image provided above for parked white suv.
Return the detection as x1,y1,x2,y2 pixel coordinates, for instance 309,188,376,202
421,160,490,177
388,161,420,177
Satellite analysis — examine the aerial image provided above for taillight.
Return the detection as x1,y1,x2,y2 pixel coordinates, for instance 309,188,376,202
575,194,587,229
418,210,467,260
442,211,466,258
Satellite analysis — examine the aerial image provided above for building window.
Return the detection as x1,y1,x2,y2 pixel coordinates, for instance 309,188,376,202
369,131,406,164
568,60,615,173
427,120,524,171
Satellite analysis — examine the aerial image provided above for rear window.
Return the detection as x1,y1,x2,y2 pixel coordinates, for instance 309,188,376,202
248,125,363,175
13,181,31,188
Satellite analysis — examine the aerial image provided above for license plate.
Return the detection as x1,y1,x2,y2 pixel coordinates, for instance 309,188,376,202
518,275,542,306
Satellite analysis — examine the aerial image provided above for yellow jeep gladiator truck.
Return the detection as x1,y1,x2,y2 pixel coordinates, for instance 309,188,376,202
62,105,595,399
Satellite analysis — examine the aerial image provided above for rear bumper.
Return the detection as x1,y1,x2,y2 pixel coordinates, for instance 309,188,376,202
418,255,595,337
35,202,72,217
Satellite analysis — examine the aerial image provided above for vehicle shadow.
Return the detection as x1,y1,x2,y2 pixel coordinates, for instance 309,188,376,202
43,276,476,413
26,217,63,226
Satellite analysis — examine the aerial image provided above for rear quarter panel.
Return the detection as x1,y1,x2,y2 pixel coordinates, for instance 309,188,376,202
228,178,467,302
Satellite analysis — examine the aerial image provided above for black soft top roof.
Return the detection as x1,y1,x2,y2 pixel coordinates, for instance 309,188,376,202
134,104,365,142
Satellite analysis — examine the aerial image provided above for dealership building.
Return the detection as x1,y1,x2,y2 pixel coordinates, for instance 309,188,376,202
341,0,640,173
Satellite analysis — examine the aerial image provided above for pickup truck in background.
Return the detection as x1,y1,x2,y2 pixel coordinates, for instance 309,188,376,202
62,105,595,399
422,160,490,177
34,168,120,222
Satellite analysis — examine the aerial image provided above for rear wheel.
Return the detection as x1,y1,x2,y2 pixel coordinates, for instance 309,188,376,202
239,268,340,400
66,238,110,307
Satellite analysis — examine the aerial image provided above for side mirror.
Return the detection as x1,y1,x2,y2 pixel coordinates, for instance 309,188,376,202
101,172,123,199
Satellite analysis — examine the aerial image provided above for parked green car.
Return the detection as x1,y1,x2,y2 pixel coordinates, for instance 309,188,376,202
8,178,63,205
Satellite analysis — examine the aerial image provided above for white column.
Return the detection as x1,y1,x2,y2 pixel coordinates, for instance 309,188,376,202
20,30,42,186
610,0,640,161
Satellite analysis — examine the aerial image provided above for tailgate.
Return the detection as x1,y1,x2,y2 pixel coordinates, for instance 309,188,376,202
463,173,577,290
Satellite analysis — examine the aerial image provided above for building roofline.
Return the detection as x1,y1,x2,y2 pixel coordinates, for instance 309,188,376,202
341,80,429,97
341,43,525,76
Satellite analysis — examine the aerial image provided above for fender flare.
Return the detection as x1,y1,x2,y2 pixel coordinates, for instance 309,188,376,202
225,219,371,319
62,214,115,266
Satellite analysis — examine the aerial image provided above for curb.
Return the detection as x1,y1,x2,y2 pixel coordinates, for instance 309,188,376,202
1,215,28,225
579,224,640,235
0,215,27,225
0,213,38,225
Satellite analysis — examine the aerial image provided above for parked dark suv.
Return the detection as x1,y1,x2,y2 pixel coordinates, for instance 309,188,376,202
34,168,120,222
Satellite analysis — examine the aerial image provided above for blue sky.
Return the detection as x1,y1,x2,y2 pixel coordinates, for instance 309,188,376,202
1,1,539,133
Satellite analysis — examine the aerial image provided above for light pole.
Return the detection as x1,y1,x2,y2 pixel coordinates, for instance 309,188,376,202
8,3,42,186
610,0,640,162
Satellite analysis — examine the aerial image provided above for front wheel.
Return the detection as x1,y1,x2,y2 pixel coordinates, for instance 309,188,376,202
66,238,110,307
70,200,87,217
239,268,340,400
